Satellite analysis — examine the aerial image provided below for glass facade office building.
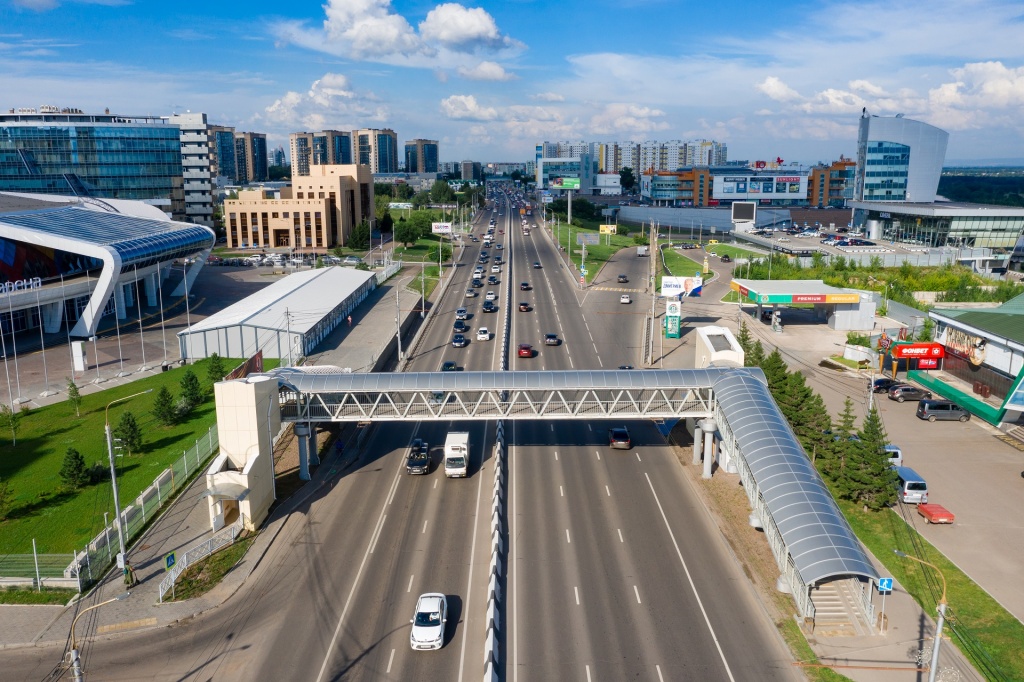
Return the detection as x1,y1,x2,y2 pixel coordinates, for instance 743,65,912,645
855,113,948,203
0,114,184,215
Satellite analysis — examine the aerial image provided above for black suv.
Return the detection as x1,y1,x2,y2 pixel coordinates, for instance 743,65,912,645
406,438,430,474
870,378,901,393
617,274,628,283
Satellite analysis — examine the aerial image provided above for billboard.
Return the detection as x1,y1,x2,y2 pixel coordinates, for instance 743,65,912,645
431,222,452,234
550,177,581,190
714,174,807,199
731,202,756,223
666,301,682,317
388,202,413,210
599,224,617,235
661,275,703,298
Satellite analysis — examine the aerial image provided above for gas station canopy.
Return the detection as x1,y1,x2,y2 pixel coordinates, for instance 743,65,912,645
731,279,861,305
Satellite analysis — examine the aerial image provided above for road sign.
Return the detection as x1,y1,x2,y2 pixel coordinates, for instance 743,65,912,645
580,275,585,285
878,577,893,592
577,233,599,245
580,268,587,275
164,551,177,572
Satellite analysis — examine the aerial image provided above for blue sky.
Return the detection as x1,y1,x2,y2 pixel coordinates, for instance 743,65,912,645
3,0,1024,165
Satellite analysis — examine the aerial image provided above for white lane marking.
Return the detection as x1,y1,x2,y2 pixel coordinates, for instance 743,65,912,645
560,485,564,497
605,485,610,497
422,519,428,534
407,574,414,592
455,425,488,682
595,450,601,461
636,452,642,462
593,342,599,354
565,528,572,543
386,472,400,505
315,458,404,682
369,514,387,554
585,664,591,681
645,473,737,682
433,479,438,489
554,451,558,461
634,585,642,604
588,424,593,431
550,423,554,432
617,528,624,543
597,355,603,367
387,648,395,674
656,664,664,681
569,355,574,368
575,586,580,606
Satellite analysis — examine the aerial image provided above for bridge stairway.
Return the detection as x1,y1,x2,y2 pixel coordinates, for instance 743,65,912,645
810,578,872,637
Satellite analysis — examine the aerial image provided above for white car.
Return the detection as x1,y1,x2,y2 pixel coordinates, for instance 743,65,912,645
474,267,484,276
620,294,631,304
485,291,497,301
477,327,490,341
491,265,501,273
455,308,468,320
410,593,447,650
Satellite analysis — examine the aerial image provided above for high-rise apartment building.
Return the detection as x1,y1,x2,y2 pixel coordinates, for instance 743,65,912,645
169,112,215,228
289,130,352,176
404,139,439,173
354,128,399,174
574,139,727,175
271,146,286,168
235,132,268,183
0,106,185,219
854,111,948,203
209,124,237,182
459,160,482,182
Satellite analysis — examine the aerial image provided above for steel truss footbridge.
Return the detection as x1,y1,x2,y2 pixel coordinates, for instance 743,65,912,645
259,364,880,625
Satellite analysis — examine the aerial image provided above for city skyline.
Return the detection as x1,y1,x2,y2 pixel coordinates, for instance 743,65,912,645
3,0,1024,165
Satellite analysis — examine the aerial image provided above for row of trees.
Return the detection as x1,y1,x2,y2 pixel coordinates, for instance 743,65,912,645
736,322,898,510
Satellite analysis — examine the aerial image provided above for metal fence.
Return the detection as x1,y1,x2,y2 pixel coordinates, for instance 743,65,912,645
0,426,219,592
158,513,245,602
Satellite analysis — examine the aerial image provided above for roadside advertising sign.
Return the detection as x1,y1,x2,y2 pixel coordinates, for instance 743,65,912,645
891,343,945,359
431,222,452,234
599,224,617,235
551,177,581,190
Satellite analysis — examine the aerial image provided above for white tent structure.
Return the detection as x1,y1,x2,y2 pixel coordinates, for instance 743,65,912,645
178,267,375,362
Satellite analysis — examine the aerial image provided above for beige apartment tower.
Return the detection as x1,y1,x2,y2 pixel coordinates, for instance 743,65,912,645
224,164,375,251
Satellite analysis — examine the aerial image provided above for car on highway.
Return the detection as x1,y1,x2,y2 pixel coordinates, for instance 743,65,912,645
487,275,498,285
620,294,631,304
491,265,501,273
520,282,531,291
518,301,531,312
533,261,542,268
409,592,447,650
608,427,632,450
474,266,484,276
455,308,468,320
496,244,503,250
517,343,533,358
720,254,732,263
406,438,430,475
471,278,483,288
482,301,497,313
476,327,490,341
617,274,628,283
465,289,477,298
453,319,467,333
888,384,932,403
451,334,468,348
441,361,458,372
485,291,497,301
544,333,560,346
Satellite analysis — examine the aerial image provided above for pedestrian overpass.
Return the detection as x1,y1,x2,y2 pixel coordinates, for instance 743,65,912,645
212,366,880,631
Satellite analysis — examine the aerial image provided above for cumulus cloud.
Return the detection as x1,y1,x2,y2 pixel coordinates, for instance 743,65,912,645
440,94,498,121
531,92,564,102
262,72,387,132
848,80,887,97
587,103,670,136
457,61,514,81
419,4,501,49
756,77,803,102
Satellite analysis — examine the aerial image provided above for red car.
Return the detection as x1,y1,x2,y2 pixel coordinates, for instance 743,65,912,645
517,344,533,358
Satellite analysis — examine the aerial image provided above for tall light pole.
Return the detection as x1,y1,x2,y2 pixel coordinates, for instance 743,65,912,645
70,592,131,681
894,549,948,682
106,388,153,565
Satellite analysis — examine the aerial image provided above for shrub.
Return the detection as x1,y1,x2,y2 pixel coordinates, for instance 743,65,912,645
59,447,89,490
179,370,204,413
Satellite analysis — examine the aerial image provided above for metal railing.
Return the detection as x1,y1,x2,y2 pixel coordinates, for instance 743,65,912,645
158,513,246,602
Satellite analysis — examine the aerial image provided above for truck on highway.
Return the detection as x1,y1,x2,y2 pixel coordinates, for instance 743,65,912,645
636,245,649,257
444,432,470,478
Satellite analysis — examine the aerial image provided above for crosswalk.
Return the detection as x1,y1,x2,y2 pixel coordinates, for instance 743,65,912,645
590,286,645,293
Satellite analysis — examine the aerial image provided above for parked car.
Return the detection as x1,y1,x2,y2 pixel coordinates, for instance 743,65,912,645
608,427,632,450
870,378,901,393
888,384,932,403
409,593,447,650
517,343,533,358
916,400,971,422
544,333,560,346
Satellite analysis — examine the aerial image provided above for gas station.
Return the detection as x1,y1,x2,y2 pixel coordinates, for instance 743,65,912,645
730,279,875,331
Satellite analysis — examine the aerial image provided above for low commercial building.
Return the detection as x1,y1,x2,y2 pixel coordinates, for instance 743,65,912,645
730,279,875,331
177,266,376,362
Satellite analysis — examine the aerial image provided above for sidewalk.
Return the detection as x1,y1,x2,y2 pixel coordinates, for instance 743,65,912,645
0,264,427,652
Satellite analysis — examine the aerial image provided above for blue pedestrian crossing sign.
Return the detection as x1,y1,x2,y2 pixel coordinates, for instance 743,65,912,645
164,551,177,572
878,577,893,592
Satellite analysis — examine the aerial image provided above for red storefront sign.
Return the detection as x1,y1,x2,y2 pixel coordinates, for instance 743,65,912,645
917,358,939,369
891,343,945,359
793,294,826,303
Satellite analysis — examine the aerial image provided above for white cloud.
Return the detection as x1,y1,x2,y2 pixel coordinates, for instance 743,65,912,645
419,4,500,49
756,77,802,103
262,73,388,132
848,80,887,97
440,95,498,121
587,103,670,136
457,61,513,81
531,92,564,102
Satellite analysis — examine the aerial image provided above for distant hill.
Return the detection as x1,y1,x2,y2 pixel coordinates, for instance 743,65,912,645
938,174,1024,206
945,159,1024,168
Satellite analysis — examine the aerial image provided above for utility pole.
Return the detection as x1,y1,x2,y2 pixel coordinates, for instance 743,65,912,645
395,288,403,361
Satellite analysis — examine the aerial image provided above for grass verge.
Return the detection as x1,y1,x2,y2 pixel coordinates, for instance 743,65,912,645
406,265,441,300
828,355,863,370
165,535,256,602
0,586,78,605
841,501,1024,680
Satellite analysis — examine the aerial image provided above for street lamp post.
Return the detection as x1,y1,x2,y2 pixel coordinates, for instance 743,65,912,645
894,549,948,682
70,592,130,681
105,389,154,565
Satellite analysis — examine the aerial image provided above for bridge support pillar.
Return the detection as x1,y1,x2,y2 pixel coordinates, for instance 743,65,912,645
295,423,311,480
692,426,703,466
308,424,320,466
698,418,718,480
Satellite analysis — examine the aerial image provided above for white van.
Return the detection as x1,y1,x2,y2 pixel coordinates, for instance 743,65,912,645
883,444,903,468
894,466,928,504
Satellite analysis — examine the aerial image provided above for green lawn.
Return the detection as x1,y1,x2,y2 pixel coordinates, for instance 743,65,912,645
392,233,451,263
0,358,276,555
406,264,441,301
841,501,1024,680
549,223,636,284
660,247,716,291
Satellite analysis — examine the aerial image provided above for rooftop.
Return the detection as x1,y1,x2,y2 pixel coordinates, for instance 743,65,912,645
932,292,1024,347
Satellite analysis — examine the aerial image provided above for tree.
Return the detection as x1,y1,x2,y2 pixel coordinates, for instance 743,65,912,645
374,193,392,221
0,403,24,446
795,392,833,463
180,370,204,412
153,386,177,426
619,167,637,192
759,347,789,394
113,411,143,456
411,190,431,208
395,183,415,200
348,220,371,250
825,398,860,498
59,447,89,490
67,378,83,417
775,370,813,429
854,408,898,510
394,219,421,247
0,477,13,521
429,180,455,203
206,353,226,384
379,211,394,233
736,322,753,357
746,339,766,368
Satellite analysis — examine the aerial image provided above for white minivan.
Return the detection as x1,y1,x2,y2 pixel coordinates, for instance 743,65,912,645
894,466,928,504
